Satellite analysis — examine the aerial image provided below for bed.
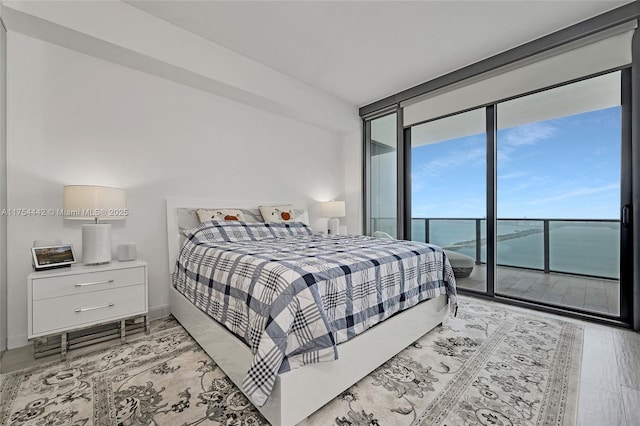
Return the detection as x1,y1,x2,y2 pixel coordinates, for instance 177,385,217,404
166,199,457,425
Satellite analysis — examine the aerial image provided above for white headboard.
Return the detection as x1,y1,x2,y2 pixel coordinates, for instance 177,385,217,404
165,198,305,274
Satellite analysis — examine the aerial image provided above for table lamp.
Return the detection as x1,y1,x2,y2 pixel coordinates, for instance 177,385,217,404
63,185,126,264
320,201,346,235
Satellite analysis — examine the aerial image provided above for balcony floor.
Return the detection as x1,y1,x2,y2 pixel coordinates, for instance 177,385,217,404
456,264,620,316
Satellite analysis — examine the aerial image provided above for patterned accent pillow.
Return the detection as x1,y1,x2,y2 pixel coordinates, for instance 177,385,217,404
196,209,246,223
259,204,309,225
188,220,315,243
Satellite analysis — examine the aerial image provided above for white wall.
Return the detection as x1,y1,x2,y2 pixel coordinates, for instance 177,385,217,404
6,33,350,349
0,18,7,352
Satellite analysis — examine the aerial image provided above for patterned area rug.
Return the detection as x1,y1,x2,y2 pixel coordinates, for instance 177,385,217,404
0,298,582,426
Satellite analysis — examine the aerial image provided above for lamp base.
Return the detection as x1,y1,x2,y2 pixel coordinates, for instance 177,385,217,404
328,217,340,235
82,223,112,264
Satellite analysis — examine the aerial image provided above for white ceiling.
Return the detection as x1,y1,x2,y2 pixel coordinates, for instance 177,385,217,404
127,1,632,108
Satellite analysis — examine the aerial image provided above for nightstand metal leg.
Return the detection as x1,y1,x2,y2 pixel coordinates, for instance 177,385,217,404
120,319,126,344
144,315,150,335
61,333,68,361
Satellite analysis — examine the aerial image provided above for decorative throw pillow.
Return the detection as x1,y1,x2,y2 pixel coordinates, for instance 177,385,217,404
187,220,315,243
196,209,246,223
259,205,309,224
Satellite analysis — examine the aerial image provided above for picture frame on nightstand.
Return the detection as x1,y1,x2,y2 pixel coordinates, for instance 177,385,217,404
31,244,77,271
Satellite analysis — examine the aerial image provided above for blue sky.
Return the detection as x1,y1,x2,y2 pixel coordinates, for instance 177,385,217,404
411,107,621,219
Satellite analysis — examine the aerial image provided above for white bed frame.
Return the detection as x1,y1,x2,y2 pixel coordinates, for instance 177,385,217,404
166,199,449,426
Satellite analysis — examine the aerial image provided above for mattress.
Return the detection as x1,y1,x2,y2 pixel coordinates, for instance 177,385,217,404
173,220,457,406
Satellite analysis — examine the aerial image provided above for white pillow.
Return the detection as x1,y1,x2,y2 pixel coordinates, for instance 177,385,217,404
259,204,309,225
196,209,246,223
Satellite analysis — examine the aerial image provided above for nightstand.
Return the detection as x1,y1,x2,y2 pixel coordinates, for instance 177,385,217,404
27,260,148,359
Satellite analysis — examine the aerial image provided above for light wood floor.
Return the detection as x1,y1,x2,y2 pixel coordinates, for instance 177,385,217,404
457,264,620,316
492,298,640,426
1,300,638,425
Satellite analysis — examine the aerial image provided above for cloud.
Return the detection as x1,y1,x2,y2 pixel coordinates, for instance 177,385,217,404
496,122,556,165
526,183,619,205
501,122,556,147
417,146,485,177
497,176,549,200
498,171,527,180
412,146,483,194
496,148,512,163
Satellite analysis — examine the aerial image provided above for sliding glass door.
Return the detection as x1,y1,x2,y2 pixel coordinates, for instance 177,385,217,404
496,71,626,316
363,69,631,322
410,109,487,292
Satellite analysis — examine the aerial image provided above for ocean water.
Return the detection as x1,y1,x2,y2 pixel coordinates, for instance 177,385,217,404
410,219,620,280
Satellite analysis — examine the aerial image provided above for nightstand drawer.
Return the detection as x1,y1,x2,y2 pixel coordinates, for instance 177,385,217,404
32,266,145,300
32,284,146,336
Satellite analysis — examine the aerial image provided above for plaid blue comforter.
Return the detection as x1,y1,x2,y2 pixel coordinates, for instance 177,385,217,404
173,221,457,407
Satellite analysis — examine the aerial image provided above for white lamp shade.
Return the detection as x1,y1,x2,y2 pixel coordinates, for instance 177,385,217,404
320,201,346,218
63,185,126,221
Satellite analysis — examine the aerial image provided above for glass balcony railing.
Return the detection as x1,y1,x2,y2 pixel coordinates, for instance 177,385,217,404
373,217,620,280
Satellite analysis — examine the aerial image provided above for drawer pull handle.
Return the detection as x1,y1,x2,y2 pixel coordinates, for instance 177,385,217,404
75,279,114,287
75,303,115,313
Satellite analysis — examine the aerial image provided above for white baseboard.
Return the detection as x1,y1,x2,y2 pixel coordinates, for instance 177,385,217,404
7,334,29,350
148,304,170,320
